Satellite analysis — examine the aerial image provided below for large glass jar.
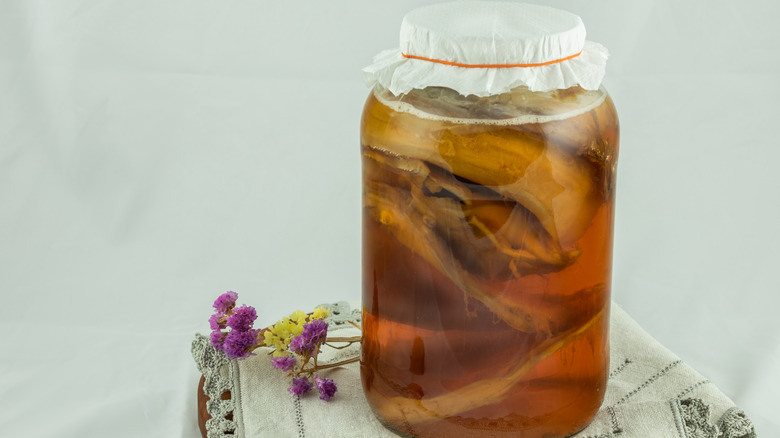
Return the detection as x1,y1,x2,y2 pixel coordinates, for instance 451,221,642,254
360,3,619,437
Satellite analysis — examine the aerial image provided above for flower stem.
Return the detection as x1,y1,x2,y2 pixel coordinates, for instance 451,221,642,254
300,356,360,373
325,336,361,343
324,342,357,350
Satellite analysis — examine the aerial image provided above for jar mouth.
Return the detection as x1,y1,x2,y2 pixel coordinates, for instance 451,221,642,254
373,84,608,125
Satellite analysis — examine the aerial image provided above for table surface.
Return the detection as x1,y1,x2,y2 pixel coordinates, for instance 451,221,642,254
1,1,778,436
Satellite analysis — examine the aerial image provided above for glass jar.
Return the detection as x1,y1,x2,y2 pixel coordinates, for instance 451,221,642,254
360,3,619,437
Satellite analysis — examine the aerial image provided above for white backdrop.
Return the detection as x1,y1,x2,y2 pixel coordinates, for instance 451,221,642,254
1,0,778,436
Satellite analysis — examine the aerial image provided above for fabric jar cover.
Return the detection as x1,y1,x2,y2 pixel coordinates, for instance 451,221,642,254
363,1,609,96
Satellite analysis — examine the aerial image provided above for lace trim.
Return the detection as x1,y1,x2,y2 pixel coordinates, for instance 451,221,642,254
670,398,756,438
718,407,756,438
319,301,362,327
192,334,236,438
676,398,718,438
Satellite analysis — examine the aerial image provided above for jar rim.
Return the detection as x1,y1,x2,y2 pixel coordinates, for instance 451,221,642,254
372,84,609,125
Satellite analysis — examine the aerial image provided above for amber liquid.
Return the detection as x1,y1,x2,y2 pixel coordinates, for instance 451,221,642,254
361,86,619,438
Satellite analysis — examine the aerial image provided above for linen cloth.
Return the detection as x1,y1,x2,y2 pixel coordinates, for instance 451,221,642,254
192,302,755,438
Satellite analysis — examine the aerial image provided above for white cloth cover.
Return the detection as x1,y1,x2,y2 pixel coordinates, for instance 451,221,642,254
192,302,756,438
363,2,609,96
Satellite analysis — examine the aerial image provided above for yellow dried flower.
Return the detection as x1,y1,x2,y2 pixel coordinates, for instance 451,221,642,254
262,309,319,356
312,307,331,320
289,310,308,324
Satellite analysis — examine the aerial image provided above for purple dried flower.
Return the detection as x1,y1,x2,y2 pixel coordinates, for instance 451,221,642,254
305,319,329,340
314,375,337,401
289,319,329,356
271,355,297,372
210,330,226,352
226,305,257,332
288,376,313,396
213,291,238,314
223,329,260,360
288,335,305,354
209,313,226,330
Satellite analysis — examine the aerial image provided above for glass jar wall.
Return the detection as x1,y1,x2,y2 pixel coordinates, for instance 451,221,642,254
360,84,619,437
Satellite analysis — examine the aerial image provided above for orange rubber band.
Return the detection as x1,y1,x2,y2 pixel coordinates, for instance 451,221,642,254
401,50,582,68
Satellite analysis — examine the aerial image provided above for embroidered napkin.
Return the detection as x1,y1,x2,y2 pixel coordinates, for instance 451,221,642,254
192,302,755,438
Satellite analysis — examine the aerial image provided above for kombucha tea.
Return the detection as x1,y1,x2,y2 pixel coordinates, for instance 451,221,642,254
361,85,619,437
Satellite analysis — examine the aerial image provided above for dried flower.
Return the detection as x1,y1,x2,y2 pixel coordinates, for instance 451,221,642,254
264,317,301,352
271,355,297,372
226,305,257,332
210,330,226,352
223,329,260,360
289,376,313,396
209,313,226,331
311,306,331,320
213,291,238,314
314,375,337,401
289,319,329,356
205,293,358,403
289,310,308,324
